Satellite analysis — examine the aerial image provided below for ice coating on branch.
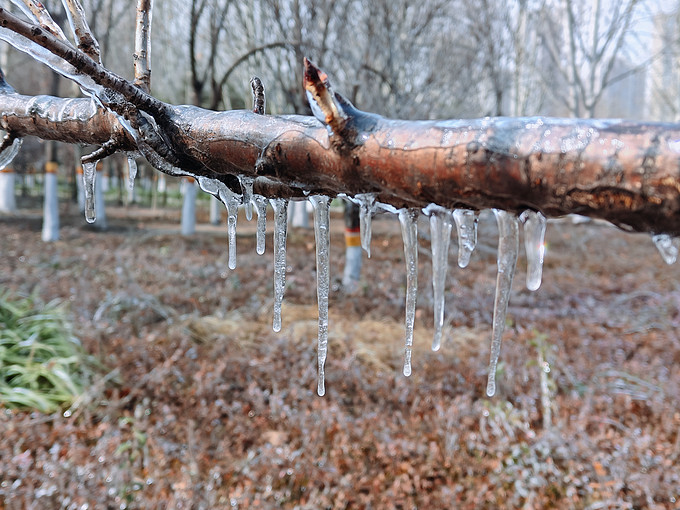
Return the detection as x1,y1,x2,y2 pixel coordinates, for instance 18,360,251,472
429,209,453,351
653,234,678,265
0,25,103,97
270,198,289,332
356,193,377,258
252,195,268,255
239,176,254,221
126,154,137,192
0,137,23,171
310,196,331,396
82,161,96,223
520,210,547,291
487,210,520,397
218,187,241,270
399,208,419,377
453,209,477,268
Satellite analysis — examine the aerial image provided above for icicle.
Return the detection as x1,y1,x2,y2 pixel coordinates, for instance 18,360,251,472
82,161,96,223
240,175,254,221
653,234,678,265
270,198,289,332
217,187,241,270
252,195,268,255
126,154,137,192
486,210,520,397
0,137,22,170
453,209,477,268
429,210,452,351
398,208,419,377
355,193,377,257
309,196,331,396
520,210,547,291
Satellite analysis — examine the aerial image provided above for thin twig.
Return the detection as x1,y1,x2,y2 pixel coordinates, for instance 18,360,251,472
17,0,68,40
133,0,153,93
81,139,122,164
60,0,101,62
250,76,265,115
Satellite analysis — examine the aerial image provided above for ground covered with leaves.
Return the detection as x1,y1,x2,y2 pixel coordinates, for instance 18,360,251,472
1,199,679,509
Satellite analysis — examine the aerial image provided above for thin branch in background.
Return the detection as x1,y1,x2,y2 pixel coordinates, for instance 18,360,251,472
60,0,101,62
133,0,153,93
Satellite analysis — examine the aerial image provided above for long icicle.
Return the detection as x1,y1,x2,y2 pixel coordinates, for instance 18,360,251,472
270,198,288,332
520,210,547,291
126,153,137,192
399,208,419,377
429,209,452,351
82,160,96,223
356,193,376,258
253,194,268,255
487,210,519,397
310,196,331,396
453,209,477,268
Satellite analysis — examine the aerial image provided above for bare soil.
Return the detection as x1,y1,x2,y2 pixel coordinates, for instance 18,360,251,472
1,200,679,509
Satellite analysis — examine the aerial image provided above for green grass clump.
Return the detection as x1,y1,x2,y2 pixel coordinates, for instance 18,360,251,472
0,290,99,413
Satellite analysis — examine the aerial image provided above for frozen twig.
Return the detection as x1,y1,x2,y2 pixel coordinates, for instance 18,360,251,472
133,0,153,93
14,0,68,40
250,76,265,115
60,0,100,62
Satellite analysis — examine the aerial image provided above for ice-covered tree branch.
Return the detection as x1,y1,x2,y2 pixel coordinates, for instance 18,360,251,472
0,7,679,235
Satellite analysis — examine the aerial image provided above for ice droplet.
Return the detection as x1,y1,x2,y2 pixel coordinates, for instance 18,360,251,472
486,210,519,397
252,195,268,255
270,198,289,332
453,209,477,268
429,209,452,351
0,137,23,171
240,176,254,221
82,161,96,223
399,208,419,377
356,193,377,258
126,154,137,192
520,210,547,291
652,234,678,265
310,196,331,396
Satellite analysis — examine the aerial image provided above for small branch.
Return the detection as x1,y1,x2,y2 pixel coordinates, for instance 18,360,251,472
250,76,265,115
60,0,101,62
133,0,153,93
81,138,122,164
18,0,68,40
